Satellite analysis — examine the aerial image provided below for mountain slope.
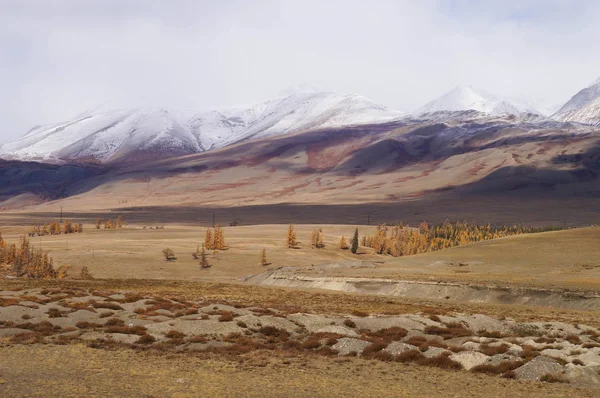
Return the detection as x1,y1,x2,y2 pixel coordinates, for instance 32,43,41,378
0,91,403,162
553,79,600,126
417,86,539,116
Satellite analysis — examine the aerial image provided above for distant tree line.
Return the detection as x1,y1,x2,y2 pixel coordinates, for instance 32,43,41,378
29,220,83,236
96,216,125,230
362,220,564,257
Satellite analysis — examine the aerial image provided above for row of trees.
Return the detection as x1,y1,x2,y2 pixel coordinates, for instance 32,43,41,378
362,220,563,257
29,220,83,237
0,234,69,279
96,216,125,230
287,225,359,254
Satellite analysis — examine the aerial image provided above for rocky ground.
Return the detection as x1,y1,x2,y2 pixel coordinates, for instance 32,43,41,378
2,287,600,389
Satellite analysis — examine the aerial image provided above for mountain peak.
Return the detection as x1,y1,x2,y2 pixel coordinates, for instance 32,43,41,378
417,85,536,116
588,76,600,88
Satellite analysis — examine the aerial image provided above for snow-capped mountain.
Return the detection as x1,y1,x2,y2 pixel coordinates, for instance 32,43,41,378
552,78,600,126
416,86,540,116
0,91,403,163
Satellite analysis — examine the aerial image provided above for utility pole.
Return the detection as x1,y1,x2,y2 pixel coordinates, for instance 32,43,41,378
60,206,63,223
212,211,215,228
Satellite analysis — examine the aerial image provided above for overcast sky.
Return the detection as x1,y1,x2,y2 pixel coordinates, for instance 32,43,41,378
1,0,599,143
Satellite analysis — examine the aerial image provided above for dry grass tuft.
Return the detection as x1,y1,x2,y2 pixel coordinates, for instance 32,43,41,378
540,373,569,383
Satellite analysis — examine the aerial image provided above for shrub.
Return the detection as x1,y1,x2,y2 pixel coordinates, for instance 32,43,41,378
165,330,186,339
218,311,234,322
136,334,156,344
362,341,388,357
367,327,408,341
565,334,581,344
395,349,425,363
99,311,115,318
343,319,356,328
76,321,102,329
572,359,584,366
104,318,125,326
47,307,63,318
105,325,147,335
351,310,368,317
540,373,569,383
471,360,524,374
479,343,510,356
418,354,463,370
90,301,124,311
302,337,321,350
258,326,290,340
162,248,176,261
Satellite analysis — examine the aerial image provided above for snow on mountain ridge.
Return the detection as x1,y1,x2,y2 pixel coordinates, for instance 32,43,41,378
1,92,403,162
552,78,600,126
417,85,540,116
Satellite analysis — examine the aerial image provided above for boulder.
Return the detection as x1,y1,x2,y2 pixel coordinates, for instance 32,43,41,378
513,355,564,381
422,347,450,359
315,325,357,337
449,351,489,370
332,338,370,356
385,342,418,356
565,364,600,387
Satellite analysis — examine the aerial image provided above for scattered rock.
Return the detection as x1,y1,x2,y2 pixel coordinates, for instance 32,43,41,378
449,351,489,370
315,325,357,337
422,347,449,359
513,355,565,381
332,338,369,356
385,342,417,356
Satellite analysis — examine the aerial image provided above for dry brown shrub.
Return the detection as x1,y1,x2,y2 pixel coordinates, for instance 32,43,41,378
417,354,463,370
188,335,208,343
136,334,156,344
90,300,124,311
502,370,516,379
16,321,61,336
0,298,19,307
105,325,147,335
424,323,470,339
104,318,125,326
395,349,425,363
478,330,504,338
520,345,541,360
258,326,290,340
166,330,186,339
11,332,44,344
366,327,408,342
471,360,524,374
76,321,102,329
572,359,584,366
343,319,356,328
479,343,510,356
429,315,441,322
61,301,96,313
119,293,145,303
540,373,569,383
316,346,338,356
565,334,581,344
218,311,234,322
362,341,388,357
47,307,63,318
99,311,114,318
351,310,369,317
175,308,198,317
302,337,321,350
406,335,428,346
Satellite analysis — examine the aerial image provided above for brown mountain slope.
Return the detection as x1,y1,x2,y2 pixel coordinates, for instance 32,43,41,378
3,117,600,225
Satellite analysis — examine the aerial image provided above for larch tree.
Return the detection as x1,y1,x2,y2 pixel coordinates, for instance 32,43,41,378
287,224,297,248
351,228,359,254
200,245,210,268
339,236,348,250
261,248,269,266
204,228,214,250
213,225,226,250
